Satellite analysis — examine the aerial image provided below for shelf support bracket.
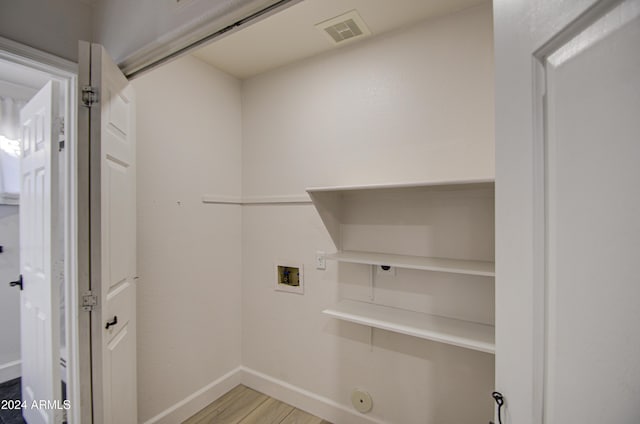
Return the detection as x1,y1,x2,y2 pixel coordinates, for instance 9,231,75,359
369,265,375,301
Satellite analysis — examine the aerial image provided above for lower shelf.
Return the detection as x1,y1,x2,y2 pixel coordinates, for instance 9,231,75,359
323,300,495,354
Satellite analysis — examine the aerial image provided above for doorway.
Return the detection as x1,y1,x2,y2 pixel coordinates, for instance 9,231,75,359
0,38,80,424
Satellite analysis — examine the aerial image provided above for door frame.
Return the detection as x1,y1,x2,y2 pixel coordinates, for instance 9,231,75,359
0,36,87,424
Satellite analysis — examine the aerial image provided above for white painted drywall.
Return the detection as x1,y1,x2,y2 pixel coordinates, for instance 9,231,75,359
132,55,243,422
0,205,20,382
0,0,92,62
241,4,494,197
241,4,495,423
242,205,495,424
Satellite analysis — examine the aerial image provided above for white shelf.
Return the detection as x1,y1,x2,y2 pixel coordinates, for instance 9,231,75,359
310,180,495,355
326,251,494,277
306,178,494,193
323,300,495,354
306,179,495,252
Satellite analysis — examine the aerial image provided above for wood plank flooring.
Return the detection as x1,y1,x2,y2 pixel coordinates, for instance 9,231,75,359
183,385,332,424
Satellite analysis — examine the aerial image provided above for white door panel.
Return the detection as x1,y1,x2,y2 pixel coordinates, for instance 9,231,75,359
19,80,61,424
105,325,136,424
495,0,640,422
80,41,137,424
542,2,640,422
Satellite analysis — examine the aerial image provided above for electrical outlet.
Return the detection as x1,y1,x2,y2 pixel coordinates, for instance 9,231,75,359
376,264,395,276
316,251,326,270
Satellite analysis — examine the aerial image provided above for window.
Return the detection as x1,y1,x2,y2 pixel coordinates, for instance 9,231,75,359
0,134,20,203
0,96,25,204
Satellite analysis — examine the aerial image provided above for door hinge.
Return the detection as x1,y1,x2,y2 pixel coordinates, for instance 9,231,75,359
81,291,98,311
81,85,99,107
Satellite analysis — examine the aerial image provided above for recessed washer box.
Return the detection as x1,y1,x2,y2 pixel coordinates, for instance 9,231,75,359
274,262,304,294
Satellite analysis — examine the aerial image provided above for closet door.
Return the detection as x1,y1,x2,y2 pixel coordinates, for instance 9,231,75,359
79,41,137,424
495,0,640,423
540,1,640,422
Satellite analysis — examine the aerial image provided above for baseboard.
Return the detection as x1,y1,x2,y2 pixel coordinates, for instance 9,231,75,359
141,366,243,424
239,366,388,424
140,365,387,424
0,360,21,383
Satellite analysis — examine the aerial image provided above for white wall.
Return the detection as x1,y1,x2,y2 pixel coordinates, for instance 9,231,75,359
241,4,494,423
132,55,243,422
241,4,494,197
0,0,92,62
0,205,20,382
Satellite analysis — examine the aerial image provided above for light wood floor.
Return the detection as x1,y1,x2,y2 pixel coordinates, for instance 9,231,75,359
183,385,332,424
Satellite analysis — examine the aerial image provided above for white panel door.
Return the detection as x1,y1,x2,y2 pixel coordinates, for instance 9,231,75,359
495,0,640,423
541,1,640,422
19,80,62,424
80,42,137,424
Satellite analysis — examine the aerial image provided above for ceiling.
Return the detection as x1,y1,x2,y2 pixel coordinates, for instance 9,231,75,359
0,60,50,100
193,0,487,79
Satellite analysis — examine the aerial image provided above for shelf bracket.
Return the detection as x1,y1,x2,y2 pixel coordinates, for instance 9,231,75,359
369,265,375,301
369,265,375,351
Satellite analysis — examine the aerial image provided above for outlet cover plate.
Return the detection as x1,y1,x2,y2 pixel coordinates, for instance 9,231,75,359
316,251,326,270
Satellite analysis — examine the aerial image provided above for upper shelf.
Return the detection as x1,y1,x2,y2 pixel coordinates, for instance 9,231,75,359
306,179,495,253
306,178,495,194
325,251,494,277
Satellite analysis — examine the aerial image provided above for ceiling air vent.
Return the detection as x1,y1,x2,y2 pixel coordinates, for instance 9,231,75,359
316,10,371,45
